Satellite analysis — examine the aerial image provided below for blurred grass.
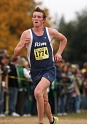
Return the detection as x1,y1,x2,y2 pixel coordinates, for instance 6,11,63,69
0,111,87,124
56,110,87,119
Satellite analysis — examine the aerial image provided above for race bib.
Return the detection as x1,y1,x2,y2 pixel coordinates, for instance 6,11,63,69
34,47,49,60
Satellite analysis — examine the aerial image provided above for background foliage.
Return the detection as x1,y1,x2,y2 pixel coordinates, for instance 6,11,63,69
0,0,52,55
0,0,87,67
55,9,87,67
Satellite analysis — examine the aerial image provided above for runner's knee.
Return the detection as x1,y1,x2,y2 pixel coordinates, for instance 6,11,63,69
44,99,48,106
34,88,42,99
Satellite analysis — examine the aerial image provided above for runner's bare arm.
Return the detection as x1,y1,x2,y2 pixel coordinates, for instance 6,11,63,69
48,28,67,62
14,30,31,56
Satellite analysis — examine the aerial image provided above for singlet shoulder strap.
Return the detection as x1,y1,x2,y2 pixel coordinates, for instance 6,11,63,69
26,29,33,49
26,29,33,66
45,27,51,42
29,29,33,42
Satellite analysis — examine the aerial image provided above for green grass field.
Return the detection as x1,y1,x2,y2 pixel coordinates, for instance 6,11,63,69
0,110,87,124
57,110,87,119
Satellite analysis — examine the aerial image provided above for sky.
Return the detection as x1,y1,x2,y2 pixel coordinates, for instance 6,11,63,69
35,0,87,22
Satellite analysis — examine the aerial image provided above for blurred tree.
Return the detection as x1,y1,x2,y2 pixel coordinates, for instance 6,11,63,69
0,0,52,56
55,9,87,67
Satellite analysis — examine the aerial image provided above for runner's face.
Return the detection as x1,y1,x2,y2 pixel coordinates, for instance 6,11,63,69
32,12,46,27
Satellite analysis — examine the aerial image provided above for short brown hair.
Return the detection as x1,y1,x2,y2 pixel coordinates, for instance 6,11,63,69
11,55,19,62
32,7,46,19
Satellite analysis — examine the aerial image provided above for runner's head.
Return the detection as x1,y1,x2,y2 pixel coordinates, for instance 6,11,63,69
31,7,46,19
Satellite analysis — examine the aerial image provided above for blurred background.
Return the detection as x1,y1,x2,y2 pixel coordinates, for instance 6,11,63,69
0,0,87,67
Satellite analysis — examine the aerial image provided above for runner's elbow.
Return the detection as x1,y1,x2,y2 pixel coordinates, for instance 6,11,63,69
14,49,19,56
